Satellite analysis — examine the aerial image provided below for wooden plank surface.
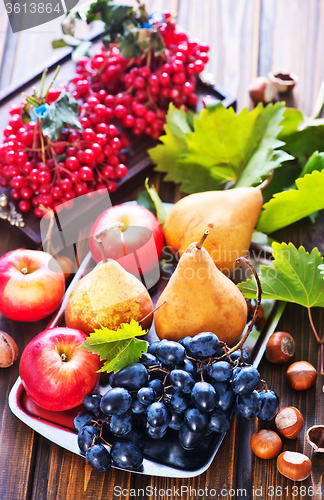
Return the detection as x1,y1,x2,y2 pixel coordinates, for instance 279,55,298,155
1,1,324,500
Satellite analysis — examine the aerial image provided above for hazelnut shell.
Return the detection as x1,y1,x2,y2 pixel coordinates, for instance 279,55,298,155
0,331,19,368
306,425,324,453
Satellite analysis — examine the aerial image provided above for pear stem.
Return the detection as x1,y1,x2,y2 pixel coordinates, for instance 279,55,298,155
94,222,126,263
257,170,274,190
139,300,167,325
196,230,209,249
218,256,263,361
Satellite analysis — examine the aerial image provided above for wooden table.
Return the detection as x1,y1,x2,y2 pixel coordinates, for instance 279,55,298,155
1,1,324,499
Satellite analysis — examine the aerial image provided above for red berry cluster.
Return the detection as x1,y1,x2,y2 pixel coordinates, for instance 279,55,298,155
72,17,209,140
0,14,209,218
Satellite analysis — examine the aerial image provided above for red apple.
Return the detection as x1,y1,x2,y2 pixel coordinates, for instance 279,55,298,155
0,249,65,322
19,327,101,411
89,204,164,285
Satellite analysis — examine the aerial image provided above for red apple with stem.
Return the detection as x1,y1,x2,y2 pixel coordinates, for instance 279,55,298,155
0,249,65,322
89,204,164,283
19,327,101,411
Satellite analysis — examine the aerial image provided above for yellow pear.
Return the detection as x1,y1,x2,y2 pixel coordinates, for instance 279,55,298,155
163,187,263,274
154,234,247,345
65,260,153,334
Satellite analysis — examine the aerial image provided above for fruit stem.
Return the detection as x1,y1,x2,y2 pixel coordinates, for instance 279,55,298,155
21,267,28,275
94,222,126,263
257,170,274,190
196,230,209,249
218,256,262,360
139,300,167,325
60,353,67,362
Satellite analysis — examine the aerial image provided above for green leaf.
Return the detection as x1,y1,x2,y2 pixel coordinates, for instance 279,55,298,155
41,91,81,141
279,108,324,164
319,264,324,277
144,178,167,225
181,102,292,190
81,319,148,373
257,168,324,234
300,151,324,177
238,242,324,308
150,102,292,194
137,190,157,216
149,103,194,185
52,39,68,49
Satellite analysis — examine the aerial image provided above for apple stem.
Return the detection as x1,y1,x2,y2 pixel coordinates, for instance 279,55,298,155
139,300,167,325
60,353,67,362
21,267,28,275
196,230,209,249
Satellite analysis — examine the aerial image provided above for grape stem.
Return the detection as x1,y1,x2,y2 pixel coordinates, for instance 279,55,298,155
218,256,262,362
308,307,324,375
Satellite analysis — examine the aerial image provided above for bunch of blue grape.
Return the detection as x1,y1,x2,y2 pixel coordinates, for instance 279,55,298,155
75,331,278,473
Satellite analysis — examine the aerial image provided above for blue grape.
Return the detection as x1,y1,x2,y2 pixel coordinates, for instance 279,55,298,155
112,363,148,391
146,423,168,439
120,429,144,449
156,340,186,365
185,408,208,433
168,411,184,431
231,366,260,395
258,390,279,421
148,379,164,399
110,410,132,436
188,332,219,357
170,392,190,413
236,390,261,418
77,425,100,455
137,387,156,406
131,399,147,415
213,382,235,411
139,352,160,368
175,358,196,377
179,422,205,450
83,394,102,413
230,349,251,364
100,387,132,416
146,402,170,427
73,411,96,432
147,340,162,356
169,369,195,393
86,444,111,472
191,381,217,413
207,409,231,433
178,337,200,359
207,361,233,382
111,440,143,470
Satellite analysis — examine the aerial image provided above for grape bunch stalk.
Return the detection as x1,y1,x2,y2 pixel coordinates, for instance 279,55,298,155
75,258,279,473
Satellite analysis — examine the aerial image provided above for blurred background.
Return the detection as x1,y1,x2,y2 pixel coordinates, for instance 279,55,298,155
1,0,323,115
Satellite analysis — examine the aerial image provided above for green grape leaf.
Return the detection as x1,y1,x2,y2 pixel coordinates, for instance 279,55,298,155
238,242,324,309
80,319,148,373
149,102,292,194
257,168,324,234
144,178,167,225
279,107,324,165
149,103,194,184
41,91,81,140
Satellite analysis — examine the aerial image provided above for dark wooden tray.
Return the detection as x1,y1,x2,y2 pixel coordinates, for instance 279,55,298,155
0,37,236,244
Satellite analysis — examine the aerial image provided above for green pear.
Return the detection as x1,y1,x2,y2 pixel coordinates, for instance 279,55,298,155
154,237,247,345
163,187,263,274
65,260,153,333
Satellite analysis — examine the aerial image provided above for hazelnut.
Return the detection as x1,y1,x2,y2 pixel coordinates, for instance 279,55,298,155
277,451,312,481
250,429,282,459
286,361,317,390
266,331,295,364
248,77,276,104
306,425,324,453
275,407,304,439
0,331,19,368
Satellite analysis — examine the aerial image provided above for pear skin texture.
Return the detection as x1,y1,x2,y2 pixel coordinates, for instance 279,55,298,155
154,243,248,345
163,187,263,274
65,260,153,333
